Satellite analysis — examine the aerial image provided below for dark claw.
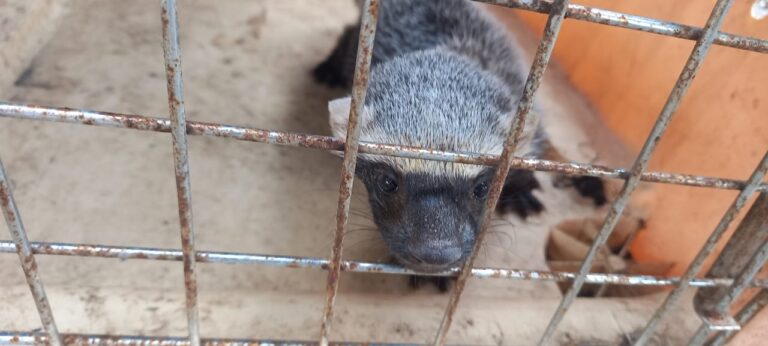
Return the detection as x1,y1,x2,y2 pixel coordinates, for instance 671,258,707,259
408,275,452,293
497,169,545,218
312,60,347,88
436,276,451,292
499,190,544,219
570,176,607,206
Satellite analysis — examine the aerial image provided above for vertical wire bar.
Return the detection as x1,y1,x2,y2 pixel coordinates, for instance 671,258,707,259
540,1,735,344
319,1,379,345
633,150,768,346
432,1,570,344
687,201,768,346
0,160,62,346
688,324,714,345
707,290,768,346
160,1,200,345
594,229,638,297
690,192,768,332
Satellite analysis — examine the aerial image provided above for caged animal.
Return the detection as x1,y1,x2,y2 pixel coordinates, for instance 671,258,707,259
313,0,606,280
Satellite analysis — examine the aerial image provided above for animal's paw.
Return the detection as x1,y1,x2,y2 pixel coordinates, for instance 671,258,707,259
312,26,356,89
312,60,346,88
572,176,607,206
497,169,544,219
555,175,607,206
408,275,452,293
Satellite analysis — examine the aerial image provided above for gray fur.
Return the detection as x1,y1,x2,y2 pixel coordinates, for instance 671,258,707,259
329,0,541,177
319,0,544,273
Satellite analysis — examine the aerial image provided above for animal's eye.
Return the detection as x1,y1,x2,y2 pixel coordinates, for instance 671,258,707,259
473,182,489,199
379,175,399,193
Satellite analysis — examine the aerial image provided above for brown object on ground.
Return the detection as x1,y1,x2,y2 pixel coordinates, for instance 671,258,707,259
546,216,673,297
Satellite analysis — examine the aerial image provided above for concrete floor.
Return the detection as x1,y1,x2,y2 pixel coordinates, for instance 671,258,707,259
0,0,701,344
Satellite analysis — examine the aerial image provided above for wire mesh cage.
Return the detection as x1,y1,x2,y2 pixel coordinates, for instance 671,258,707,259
1,0,767,345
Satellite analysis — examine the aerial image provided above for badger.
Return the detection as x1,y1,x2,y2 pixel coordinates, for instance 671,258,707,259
313,0,605,279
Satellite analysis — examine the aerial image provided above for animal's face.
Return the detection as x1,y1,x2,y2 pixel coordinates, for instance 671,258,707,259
356,161,493,272
325,50,538,272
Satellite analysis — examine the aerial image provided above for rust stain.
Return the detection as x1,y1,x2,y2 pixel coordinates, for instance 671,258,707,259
0,188,14,223
1,103,763,192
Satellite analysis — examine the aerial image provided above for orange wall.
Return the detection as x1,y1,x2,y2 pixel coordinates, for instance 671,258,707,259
510,3,768,343
514,0,768,275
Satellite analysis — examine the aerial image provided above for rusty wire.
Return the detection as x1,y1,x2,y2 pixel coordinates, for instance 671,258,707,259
475,0,768,54
160,1,200,345
688,233,768,344
4,240,768,288
319,0,380,344
0,160,62,346
1,0,767,344
0,332,418,346
687,192,768,342
3,103,766,194
434,0,570,344
706,290,768,346
634,151,768,345
541,0,736,344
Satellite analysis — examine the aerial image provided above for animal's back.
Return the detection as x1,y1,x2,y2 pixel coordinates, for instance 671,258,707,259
315,0,529,96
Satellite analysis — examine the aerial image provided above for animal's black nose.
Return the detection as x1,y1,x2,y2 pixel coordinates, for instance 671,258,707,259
410,242,463,267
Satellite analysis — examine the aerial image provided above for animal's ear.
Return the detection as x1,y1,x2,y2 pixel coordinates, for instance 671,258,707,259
329,97,352,139
328,96,371,139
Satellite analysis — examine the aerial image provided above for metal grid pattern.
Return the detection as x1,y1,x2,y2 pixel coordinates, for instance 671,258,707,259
1,0,767,345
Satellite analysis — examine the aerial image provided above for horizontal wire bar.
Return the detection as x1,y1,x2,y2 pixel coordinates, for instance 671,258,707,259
473,0,768,54
1,240,767,288
0,332,418,346
1,103,765,193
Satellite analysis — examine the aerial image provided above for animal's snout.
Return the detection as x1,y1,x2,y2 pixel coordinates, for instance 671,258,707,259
409,240,463,267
